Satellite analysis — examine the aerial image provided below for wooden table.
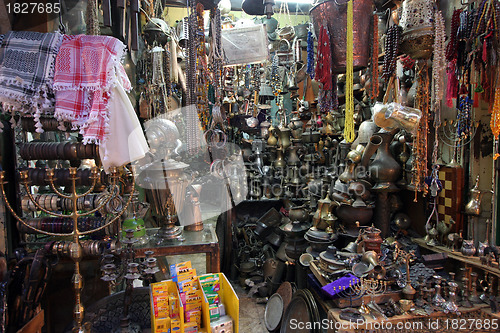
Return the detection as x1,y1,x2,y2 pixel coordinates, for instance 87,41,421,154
327,304,493,333
413,238,500,277
134,224,220,273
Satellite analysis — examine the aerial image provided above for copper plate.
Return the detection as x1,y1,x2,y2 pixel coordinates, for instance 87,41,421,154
280,291,311,333
265,293,284,332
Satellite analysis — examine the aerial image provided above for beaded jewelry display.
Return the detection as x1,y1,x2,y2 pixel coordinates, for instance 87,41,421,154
370,14,379,102
382,25,402,79
196,3,210,131
490,87,500,140
446,9,461,62
431,10,446,164
186,0,202,155
344,0,355,143
457,96,473,141
412,61,430,196
306,30,315,79
86,0,100,35
271,54,282,97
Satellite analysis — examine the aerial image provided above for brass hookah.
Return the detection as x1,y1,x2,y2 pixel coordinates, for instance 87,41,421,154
0,167,132,333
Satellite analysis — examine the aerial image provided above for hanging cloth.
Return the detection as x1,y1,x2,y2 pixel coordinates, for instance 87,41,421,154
99,77,149,172
53,34,129,144
315,25,332,91
0,31,63,132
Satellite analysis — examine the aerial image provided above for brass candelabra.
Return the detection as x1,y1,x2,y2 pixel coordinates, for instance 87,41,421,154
0,166,132,333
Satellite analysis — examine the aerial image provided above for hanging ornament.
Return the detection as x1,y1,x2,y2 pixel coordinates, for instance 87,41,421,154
370,14,379,101
306,30,315,79
399,0,435,59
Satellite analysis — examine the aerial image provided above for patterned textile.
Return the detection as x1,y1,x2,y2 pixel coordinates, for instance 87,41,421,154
0,31,63,132
54,34,129,144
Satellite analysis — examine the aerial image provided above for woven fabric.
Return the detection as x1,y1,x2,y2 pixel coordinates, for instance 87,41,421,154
0,31,63,131
315,25,332,91
54,34,129,143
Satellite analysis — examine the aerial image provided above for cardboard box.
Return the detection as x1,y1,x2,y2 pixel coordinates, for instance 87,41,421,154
200,273,239,333
150,280,184,333
154,317,171,333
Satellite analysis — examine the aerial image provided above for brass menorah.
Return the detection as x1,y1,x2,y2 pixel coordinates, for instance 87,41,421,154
0,166,132,333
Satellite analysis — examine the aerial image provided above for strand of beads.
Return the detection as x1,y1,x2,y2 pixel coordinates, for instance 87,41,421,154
446,9,461,62
412,61,430,197
186,0,201,155
344,0,355,143
431,10,446,165
370,14,379,102
382,25,402,79
86,0,100,35
457,96,473,141
490,87,500,141
306,30,315,79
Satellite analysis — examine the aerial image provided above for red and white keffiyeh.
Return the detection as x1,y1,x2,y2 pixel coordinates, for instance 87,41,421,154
54,34,131,144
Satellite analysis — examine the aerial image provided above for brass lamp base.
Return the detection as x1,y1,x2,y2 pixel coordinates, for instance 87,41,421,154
154,224,185,242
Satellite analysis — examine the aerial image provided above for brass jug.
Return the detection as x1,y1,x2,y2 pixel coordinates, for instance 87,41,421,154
273,148,286,169
267,125,278,146
465,176,483,216
277,128,292,150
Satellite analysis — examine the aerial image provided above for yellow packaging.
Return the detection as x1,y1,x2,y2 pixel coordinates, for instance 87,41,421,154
154,317,171,333
151,280,184,333
185,308,202,325
184,289,203,312
171,318,182,333
200,273,239,333
169,294,179,319
179,277,198,293
184,321,198,333
152,283,170,296
177,269,197,292
170,261,192,281
153,295,169,317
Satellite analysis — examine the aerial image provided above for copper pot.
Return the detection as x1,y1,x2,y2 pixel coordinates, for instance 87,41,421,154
310,0,373,73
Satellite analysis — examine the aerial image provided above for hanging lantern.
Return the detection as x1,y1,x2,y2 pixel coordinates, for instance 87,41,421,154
309,0,373,73
399,0,436,59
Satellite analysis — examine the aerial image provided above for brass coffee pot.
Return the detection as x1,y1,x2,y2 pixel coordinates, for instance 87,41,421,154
465,176,483,216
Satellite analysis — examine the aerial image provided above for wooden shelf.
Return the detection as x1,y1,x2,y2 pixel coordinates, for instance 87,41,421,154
413,238,500,277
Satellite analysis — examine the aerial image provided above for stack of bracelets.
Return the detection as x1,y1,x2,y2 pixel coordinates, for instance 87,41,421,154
18,216,107,235
22,192,124,215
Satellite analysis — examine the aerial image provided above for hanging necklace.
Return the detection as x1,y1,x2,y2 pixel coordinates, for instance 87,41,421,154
370,13,379,102
306,30,315,79
186,0,201,155
431,10,446,165
86,0,100,35
382,25,402,79
412,60,430,197
344,0,355,143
